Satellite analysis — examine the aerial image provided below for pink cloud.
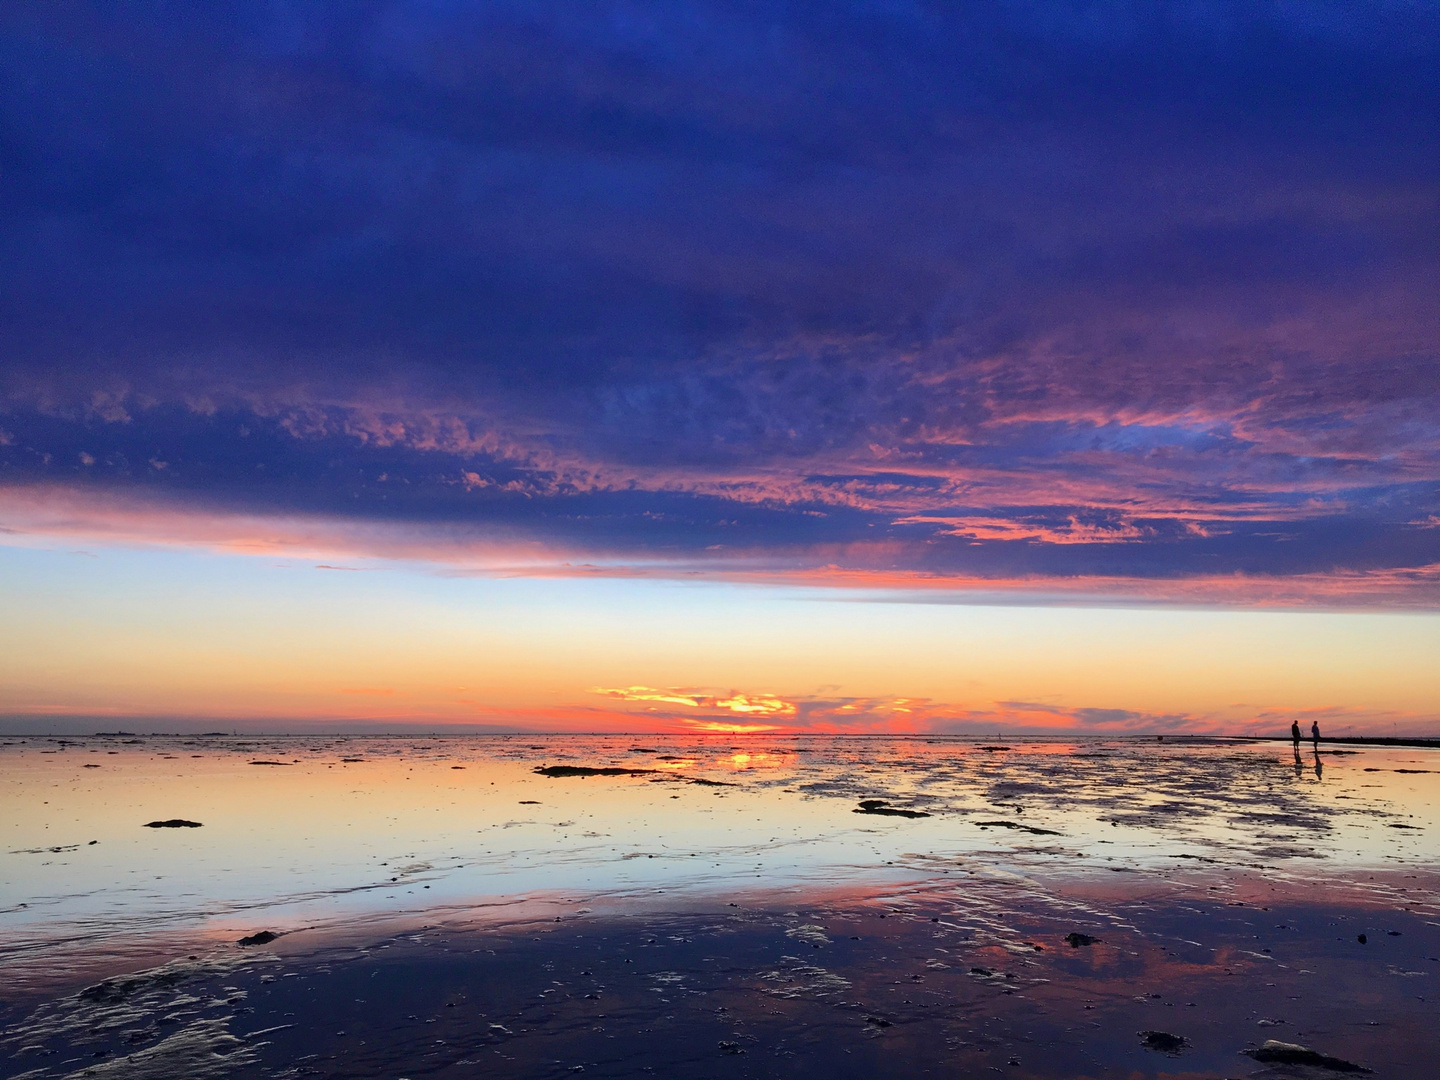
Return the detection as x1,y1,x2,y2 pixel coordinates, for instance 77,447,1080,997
4,483,1440,609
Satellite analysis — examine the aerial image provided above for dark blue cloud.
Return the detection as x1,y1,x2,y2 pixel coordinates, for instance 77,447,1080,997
2,2,1438,596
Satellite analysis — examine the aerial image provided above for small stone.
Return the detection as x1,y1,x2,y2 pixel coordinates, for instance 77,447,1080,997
1245,1040,1370,1073
1139,1030,1188,1055
854,799,931,818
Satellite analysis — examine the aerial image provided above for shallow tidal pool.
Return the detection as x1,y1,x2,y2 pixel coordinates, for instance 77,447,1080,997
3,734,1437,1078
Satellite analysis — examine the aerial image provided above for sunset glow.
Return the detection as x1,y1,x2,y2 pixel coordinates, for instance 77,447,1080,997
2,2,1438,736
4,10,1440,1078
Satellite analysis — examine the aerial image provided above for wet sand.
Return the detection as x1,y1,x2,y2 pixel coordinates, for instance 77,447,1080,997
3,735,1438,1077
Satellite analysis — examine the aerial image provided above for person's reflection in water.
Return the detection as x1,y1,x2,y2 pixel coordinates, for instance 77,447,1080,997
1314,751,1324,780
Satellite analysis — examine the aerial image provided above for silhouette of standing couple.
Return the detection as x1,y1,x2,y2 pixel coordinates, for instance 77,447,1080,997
1292,720,1322,775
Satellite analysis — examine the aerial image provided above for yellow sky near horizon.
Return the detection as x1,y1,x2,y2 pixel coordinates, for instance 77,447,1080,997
2,541,1437,734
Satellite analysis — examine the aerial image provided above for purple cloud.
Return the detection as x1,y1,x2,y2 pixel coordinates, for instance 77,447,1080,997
2,2,1438,603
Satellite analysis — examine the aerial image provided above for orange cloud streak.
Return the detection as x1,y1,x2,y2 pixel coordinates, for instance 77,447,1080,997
592,686,797,718
4,483,1440,609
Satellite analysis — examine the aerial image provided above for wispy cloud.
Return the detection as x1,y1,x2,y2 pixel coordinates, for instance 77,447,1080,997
5,484,1440,609
2,2,1438,605
593,686,796,719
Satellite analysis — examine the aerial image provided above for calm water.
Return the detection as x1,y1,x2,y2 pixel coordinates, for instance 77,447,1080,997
3,734,1438,1078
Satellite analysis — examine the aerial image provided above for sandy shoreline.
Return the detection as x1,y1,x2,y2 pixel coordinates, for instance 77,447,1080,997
4,735,1437,1077
4,865,1437,1078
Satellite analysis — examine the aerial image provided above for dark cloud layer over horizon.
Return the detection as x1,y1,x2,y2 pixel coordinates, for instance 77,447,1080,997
4,2,1439,602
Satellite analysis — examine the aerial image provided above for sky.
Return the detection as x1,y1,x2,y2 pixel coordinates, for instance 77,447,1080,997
2,2,1439,734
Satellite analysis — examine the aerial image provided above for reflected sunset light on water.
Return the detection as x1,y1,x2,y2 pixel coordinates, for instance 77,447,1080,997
4,1,1440,1075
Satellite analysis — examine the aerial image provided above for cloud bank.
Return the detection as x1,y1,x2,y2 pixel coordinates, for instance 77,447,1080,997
3,2,1439,605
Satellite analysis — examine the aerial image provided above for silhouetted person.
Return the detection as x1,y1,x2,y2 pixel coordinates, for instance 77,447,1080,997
1291,720,1301,751
1311,720,1321,751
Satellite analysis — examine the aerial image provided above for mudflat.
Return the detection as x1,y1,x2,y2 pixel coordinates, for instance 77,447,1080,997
3,734,1436,1078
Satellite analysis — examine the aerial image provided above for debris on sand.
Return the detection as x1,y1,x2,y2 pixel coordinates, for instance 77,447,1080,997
646,772,737,787
975,819,1062,835
54,1017,259,1078
718,1040,745,1054
237,930,280,946
534,765,655,778
1065,932,1100,947
1244,1040,1371,1073
64,954,264,1010
786,924,831,948
1139,1030,1188,1054
143,819,203,828
853,799,930,818
967,967,1014,982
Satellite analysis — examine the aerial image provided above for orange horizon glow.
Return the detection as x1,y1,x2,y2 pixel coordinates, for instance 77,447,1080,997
3,502,1440,738
5,693,1437,739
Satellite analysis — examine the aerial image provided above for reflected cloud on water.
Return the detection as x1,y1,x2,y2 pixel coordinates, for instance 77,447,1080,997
2,734,1438,1077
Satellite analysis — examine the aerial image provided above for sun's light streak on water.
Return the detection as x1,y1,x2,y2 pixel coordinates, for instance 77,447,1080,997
3,733,1436,995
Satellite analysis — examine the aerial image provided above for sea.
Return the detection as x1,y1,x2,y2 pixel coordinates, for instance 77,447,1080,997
3,733,1437,1078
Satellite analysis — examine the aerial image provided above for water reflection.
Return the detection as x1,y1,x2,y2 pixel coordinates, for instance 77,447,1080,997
1,734,1436,994
4,860,1437,1080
